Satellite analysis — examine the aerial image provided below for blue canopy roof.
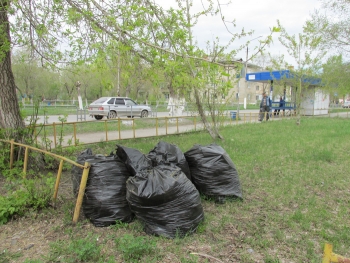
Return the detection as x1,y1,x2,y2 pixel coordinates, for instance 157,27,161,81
246,70,321,86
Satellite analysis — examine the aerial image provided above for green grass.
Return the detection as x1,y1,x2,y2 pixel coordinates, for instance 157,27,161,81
328,107,350,113
2,117,350,262
0,250,23,263
46,234,104,263
84,117,350,262
21,105,78,116
115,234,158,262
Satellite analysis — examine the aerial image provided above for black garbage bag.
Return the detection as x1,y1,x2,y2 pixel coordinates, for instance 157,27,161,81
71,148,94,197
184,144,242,203
116,145,152,176
82,154,134,227
148,141,191,180
126,165,204,238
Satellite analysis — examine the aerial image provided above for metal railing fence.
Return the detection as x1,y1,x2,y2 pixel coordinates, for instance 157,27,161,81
31,109,350,147
30,111,309,148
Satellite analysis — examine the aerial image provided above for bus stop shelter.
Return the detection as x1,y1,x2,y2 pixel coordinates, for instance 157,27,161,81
246,70,328,115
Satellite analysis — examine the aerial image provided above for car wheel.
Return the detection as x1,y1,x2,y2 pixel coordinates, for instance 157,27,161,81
108,111,117,119
141,110,148,118
94,115,103,120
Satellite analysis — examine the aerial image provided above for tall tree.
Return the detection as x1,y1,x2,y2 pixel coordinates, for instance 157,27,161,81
304,0,350,55
321,55,350,102
271,20,325,125
12,49,61,101
0,1,24,136
4,0,275,140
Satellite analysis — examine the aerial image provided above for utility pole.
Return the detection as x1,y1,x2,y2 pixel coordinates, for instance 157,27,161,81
297,41,302,125
117,27,121,97
239,36,262,117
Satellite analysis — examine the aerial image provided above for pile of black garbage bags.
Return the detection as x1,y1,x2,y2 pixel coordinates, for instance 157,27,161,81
71,141,242,238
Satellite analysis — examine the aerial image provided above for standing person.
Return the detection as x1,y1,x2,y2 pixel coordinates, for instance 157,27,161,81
277,96,284,116
259,91,271,121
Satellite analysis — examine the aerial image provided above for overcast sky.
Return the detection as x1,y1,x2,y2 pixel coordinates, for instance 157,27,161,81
159,0,323,65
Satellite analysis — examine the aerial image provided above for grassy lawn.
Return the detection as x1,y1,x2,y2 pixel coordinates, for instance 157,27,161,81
1,117,350,262
328,107,350,113
21,105,79,116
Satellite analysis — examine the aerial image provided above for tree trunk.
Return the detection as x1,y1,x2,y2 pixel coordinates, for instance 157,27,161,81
0,3,25,134
194,89,223,140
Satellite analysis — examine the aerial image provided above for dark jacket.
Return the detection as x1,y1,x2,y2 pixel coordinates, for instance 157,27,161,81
279,98,284,107
260,96,271,108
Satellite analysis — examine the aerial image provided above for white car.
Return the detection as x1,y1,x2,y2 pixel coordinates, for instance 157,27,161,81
88,97,151,120
342,101,350,108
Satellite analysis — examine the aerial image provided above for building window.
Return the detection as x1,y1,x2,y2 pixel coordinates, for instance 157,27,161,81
247,94,251,101
236,93,239,99
256,86,259,91
256,95,259,100
164,93,169,99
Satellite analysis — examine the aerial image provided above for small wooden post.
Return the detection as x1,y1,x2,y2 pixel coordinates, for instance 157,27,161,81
73,162,90,223
165,117,168,135
104,120,108,141
156,118,158,136
23,147,29,178
176,117,179,133
118,118,121,139
53,159,64,204
53,122,57,147
10,139,14,169
73,123,77,146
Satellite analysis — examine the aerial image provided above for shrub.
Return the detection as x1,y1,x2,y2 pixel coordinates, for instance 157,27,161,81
0,175,55,225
